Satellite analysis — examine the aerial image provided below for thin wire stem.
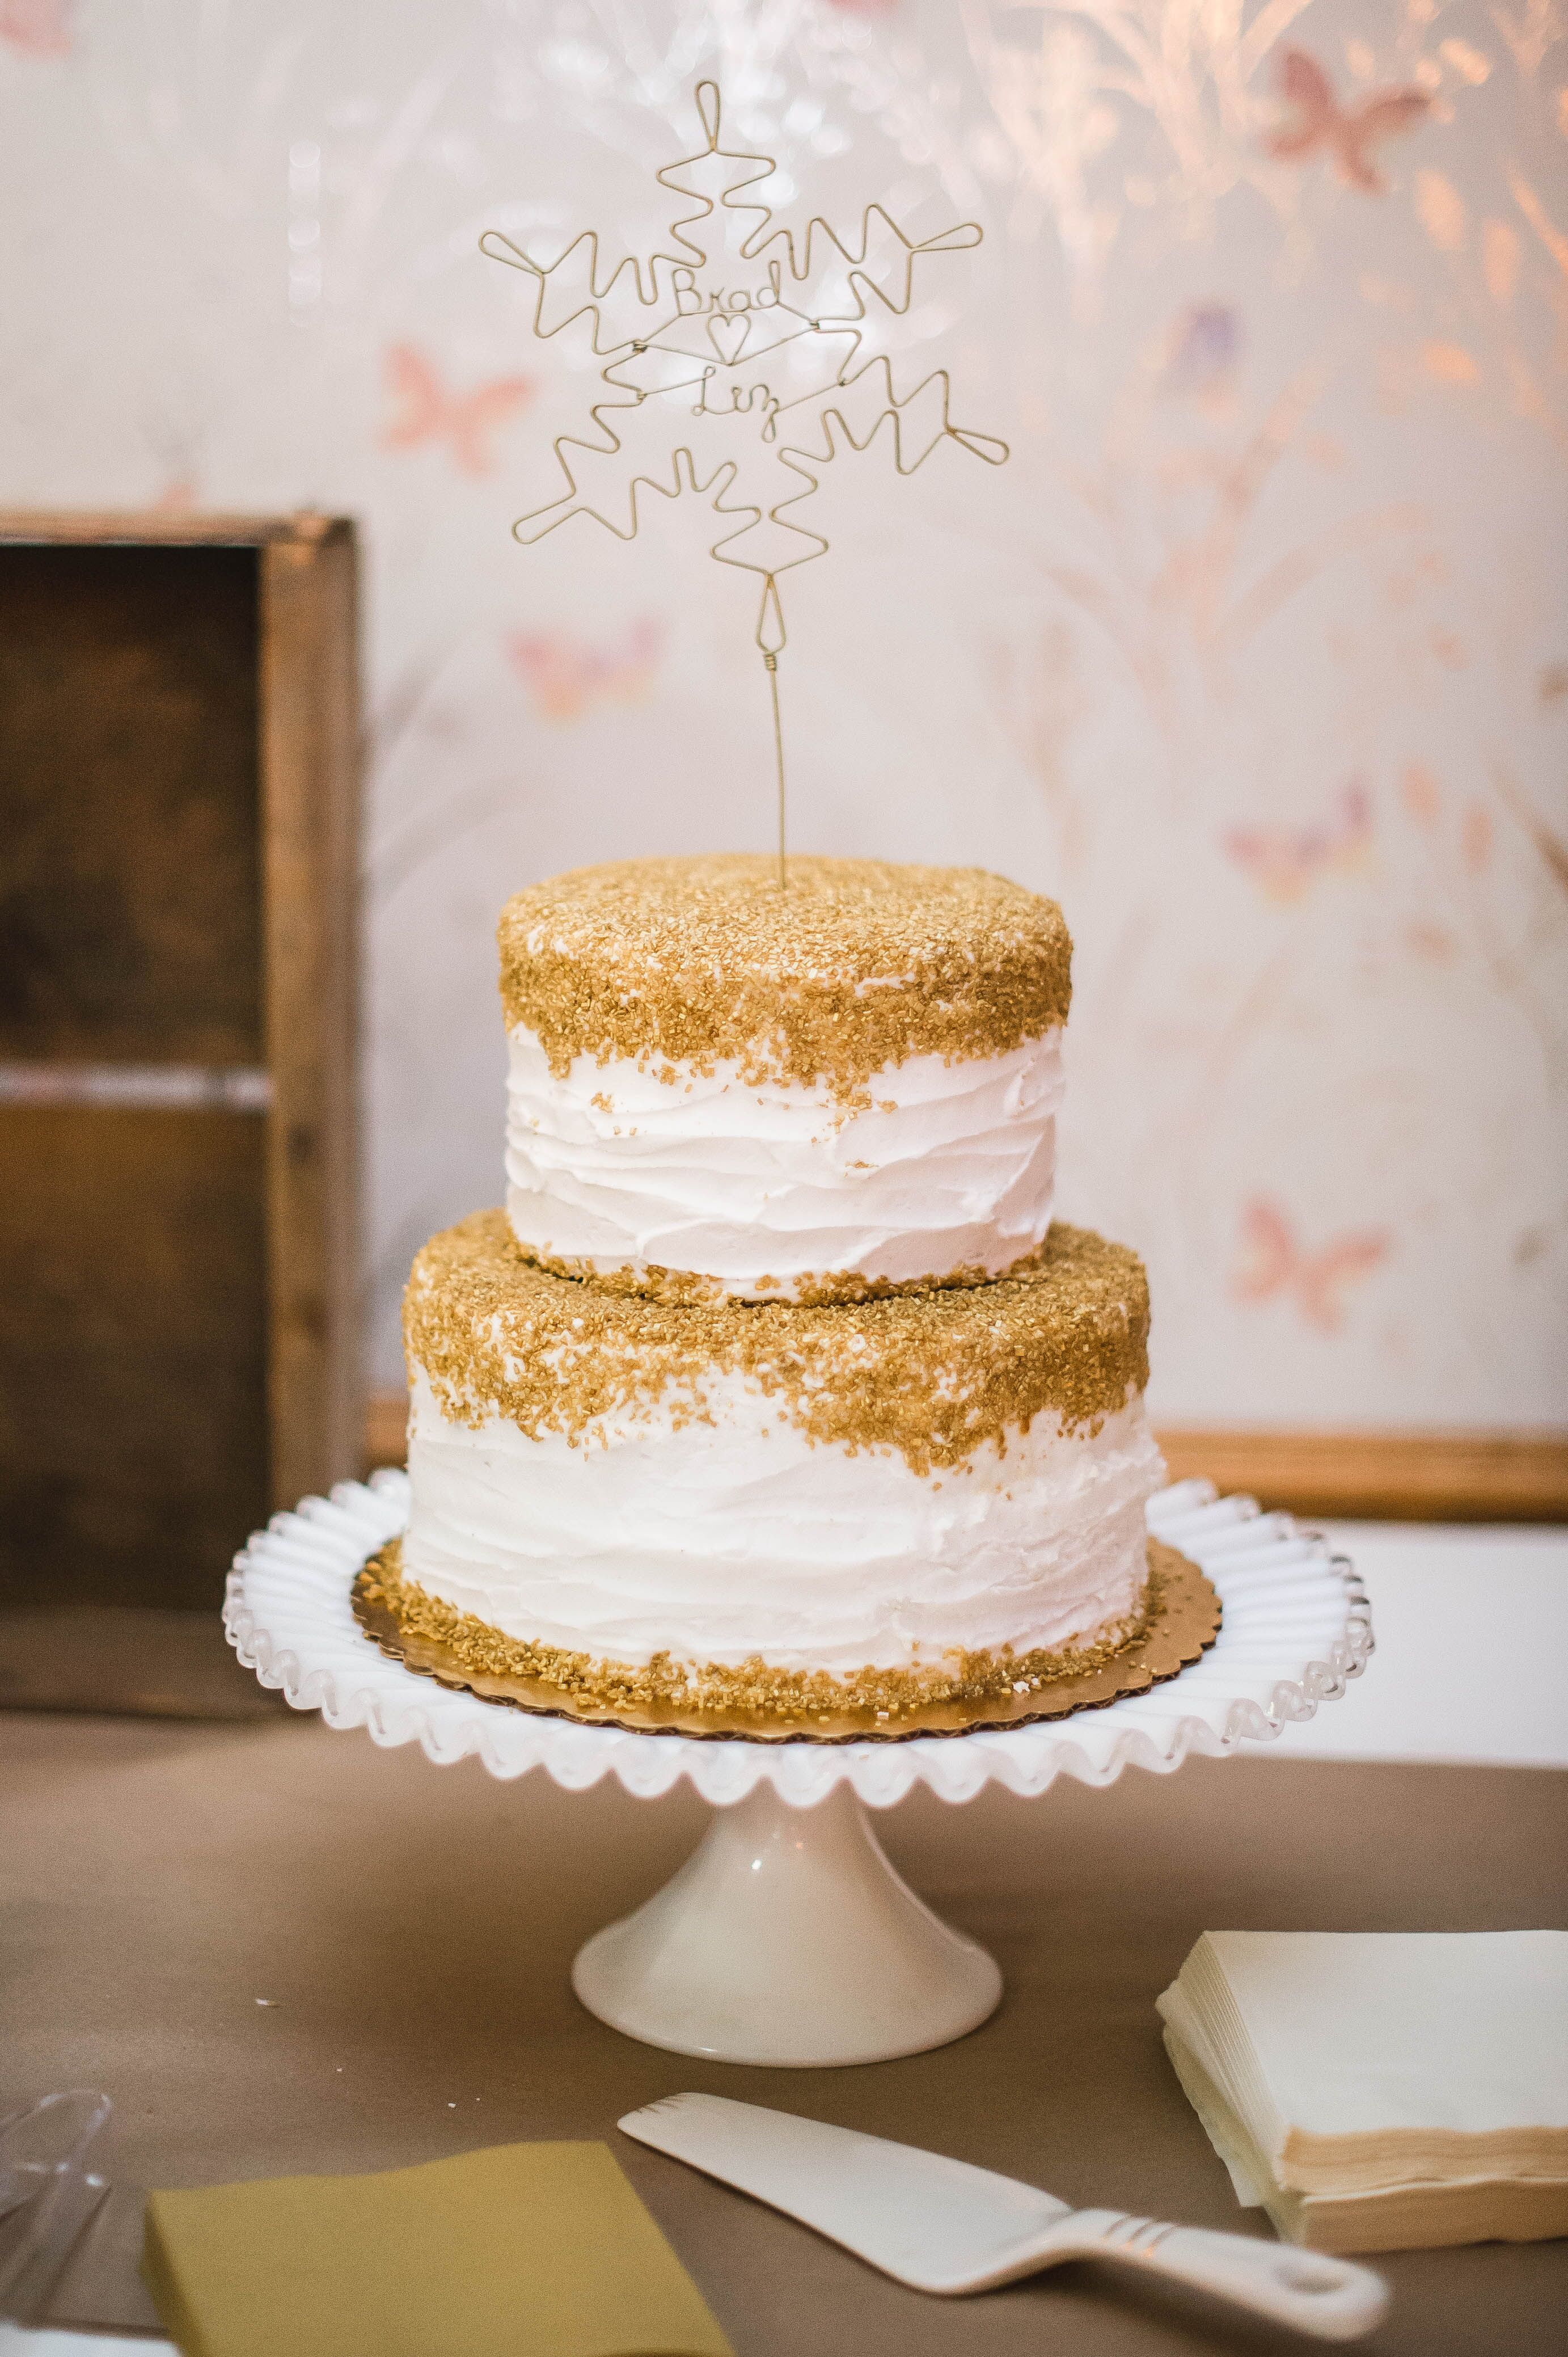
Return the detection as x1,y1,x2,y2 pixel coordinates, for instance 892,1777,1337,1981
756,572,788,891
765,652,786,889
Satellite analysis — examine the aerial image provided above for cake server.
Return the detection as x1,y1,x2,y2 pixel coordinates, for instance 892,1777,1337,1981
620,2093,1388,2341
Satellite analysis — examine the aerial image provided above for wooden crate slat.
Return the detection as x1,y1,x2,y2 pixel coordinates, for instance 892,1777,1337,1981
260,524,361,1509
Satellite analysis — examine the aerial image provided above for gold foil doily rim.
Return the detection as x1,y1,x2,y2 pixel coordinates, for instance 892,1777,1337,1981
350,1537,1220,1745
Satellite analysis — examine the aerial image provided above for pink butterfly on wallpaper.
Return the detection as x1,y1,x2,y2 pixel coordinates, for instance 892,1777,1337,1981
507,619,661,723
1224,780,1372,905
1,0,71,55
381,344,534,477
1266,48,1430,194
1233,1198,1390,1334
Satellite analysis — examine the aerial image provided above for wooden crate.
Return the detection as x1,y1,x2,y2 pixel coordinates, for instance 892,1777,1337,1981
0,512,360,1693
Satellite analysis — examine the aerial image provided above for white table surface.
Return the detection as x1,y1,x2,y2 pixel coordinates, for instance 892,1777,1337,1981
1270,1523,1568,1768
0,2334,173,2353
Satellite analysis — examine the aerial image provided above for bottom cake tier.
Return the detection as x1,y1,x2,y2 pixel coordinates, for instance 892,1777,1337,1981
398,1209,1166,1720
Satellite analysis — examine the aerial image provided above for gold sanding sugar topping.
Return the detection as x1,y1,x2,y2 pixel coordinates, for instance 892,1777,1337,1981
403,1209,1148,1475
497,854,1071,1097
522,1238,1053,1306
360,1539,1151,1724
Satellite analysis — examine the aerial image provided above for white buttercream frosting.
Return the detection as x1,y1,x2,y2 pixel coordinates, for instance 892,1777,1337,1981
402,1369,1163,1675
504,1023,1064,1300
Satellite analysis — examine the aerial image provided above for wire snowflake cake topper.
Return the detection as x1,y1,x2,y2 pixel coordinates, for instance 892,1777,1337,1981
482,80,1007,884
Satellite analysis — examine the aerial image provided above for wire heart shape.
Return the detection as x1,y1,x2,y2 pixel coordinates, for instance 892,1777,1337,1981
707,312,750,365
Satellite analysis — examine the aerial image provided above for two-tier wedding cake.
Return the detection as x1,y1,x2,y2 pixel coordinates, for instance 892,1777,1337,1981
373,854,1166,1727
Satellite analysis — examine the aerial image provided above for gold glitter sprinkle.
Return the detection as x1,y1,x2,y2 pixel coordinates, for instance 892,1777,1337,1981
519,1238,1055,1306
497,854,1071,1101
359,1537,1150,1722
403,1209,1149,1475
518,1245,729,1304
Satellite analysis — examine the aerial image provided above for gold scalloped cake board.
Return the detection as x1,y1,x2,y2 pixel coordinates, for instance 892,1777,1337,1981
350,1536,1220,1746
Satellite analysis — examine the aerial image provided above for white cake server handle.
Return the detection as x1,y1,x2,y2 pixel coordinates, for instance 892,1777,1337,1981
622,2094,1388,2341
1031,2210,1387,2341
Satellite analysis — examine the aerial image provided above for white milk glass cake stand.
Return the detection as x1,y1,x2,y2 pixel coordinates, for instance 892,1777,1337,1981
225,1477,1371,2069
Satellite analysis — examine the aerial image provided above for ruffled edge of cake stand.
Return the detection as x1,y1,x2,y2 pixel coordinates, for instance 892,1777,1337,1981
223,1473,1372,1809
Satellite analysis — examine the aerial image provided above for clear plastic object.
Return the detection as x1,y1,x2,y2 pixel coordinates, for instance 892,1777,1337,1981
0,2089,113,2321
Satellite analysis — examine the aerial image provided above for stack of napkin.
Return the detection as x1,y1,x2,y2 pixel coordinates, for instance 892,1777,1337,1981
141,2140,732,2357
1158,1931,1568,2253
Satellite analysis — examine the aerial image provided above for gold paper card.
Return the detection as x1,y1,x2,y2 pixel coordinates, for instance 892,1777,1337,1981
351,1536,1220,1745
142,2140,733,2357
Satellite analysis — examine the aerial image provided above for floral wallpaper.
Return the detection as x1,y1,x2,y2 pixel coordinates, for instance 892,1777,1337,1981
2,0,1564,1428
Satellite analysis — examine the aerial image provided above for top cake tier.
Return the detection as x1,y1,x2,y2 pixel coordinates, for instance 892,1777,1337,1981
499,853,1072,1304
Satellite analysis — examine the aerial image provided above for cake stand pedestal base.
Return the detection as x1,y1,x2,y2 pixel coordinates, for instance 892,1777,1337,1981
571,1782,1002,2068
